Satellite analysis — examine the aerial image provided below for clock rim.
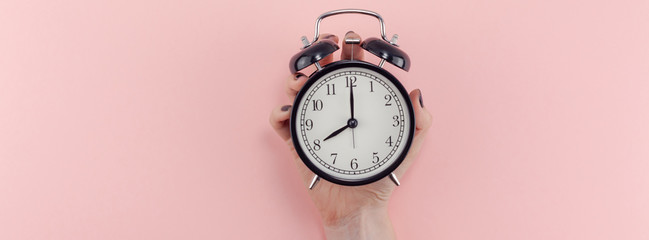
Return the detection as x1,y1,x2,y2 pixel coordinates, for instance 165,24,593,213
290,60,416,186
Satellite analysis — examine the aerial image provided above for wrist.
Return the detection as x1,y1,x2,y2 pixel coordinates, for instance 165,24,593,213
322,206,396,240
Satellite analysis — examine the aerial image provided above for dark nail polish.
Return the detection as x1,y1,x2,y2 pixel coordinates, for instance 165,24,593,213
418,89,424,108
294,73,306,80
346,31,355,35
323,34,335,40
281,105,292,112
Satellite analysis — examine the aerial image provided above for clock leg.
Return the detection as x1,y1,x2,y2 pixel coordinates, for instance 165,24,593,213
308,175,321,190
389,173,401,186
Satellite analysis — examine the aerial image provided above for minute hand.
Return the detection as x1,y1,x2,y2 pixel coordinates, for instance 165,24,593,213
350,82,355,119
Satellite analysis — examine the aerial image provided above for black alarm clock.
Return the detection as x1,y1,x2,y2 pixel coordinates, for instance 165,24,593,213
289,9,414,188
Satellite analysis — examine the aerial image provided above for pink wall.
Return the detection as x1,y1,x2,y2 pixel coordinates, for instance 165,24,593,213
1,0,648,239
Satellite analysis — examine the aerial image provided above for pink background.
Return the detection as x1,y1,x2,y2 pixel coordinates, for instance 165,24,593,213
1,0,648,239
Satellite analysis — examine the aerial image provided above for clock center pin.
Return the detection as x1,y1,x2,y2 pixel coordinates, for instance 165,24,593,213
348,118,358,128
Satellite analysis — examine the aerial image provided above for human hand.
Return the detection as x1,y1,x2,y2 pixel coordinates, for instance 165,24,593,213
270,31,432,239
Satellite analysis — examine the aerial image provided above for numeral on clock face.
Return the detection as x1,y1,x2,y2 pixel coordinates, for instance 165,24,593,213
312,99,323,111
313,139,321,150
331,153,338,164
350,158,358,170
392,115,400,127
384,94,392,106
345,76,357,87
326,84,336,95
372,152,380,163
385,136,393,147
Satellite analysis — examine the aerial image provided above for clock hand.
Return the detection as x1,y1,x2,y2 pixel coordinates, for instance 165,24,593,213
323,124,349,141
352,128,356,149
350,81,355,119
349,84,356,148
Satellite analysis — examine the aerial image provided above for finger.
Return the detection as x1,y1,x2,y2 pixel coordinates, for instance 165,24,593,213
393,89,432,178
269,104,293,141
286,72,308,97
269,105,315,186
317,33,339,66
340,31,364,61
412,89,432,132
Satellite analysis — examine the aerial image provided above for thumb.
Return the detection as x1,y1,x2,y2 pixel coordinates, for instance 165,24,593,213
392,89,432,179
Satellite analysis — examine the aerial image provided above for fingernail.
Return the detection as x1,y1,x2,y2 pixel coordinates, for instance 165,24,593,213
418,89,424,108
323,34,336,40
281,105,292,111
293,73,306,80
346,31,355,35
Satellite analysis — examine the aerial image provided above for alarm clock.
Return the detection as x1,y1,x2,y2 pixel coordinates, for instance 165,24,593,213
289,9,414,188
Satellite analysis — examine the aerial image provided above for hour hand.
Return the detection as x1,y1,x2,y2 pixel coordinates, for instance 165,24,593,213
323,124,349,141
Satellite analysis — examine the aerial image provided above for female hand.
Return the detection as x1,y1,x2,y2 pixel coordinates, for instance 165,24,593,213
270,31,432,240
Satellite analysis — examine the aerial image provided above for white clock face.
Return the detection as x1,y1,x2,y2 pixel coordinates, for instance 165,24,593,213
293,65,413,184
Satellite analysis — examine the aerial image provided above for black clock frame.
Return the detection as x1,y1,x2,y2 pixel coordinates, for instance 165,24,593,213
290,60,415,186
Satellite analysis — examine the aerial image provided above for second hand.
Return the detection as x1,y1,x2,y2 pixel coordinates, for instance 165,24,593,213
352,128,356,149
